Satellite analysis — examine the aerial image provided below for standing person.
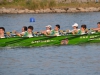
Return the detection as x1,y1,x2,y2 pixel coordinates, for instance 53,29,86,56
92,22,100,32
23,26,34,37
0,27,5,38
41,25,52,35
50,24,60,36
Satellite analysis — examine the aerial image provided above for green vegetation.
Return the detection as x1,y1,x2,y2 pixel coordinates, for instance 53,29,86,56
57,2,100,8
0,0,100,10
0,0,57,9
26,0,56,10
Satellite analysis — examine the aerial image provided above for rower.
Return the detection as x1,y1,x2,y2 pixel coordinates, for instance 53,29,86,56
50,24,60,36
92,22,100,32
71,23,80,35
0,27,5,38
77,24,88,35
14,26,27,37
41,25,52,36
21,26,27,35
23,26,34,37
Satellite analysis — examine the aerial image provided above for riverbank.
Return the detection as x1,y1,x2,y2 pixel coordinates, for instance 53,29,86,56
0,7,100,14
0,0,100,14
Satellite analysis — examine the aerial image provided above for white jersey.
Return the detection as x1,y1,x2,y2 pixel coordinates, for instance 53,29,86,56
46,30,51,33
55,31,60,36
0,36,5,38
21,31,27,35
70,29,80,32
28,34,33,37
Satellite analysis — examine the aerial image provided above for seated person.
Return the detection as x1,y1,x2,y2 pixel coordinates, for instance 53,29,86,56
41,25,52,36
0,27,5,38
50,24,60,36
21,26,27,35
92,22,100,32
71,23,80,35
14,26,27,37
77,24,88,35
23,26,34,37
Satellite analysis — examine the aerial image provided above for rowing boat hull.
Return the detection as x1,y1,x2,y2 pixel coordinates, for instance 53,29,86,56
0,33,100,47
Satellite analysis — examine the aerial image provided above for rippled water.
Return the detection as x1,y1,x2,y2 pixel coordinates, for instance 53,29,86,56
0,12,100,31
0,12,100,75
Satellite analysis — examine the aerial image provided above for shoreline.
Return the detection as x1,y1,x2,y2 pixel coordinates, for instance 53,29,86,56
0,7,100,14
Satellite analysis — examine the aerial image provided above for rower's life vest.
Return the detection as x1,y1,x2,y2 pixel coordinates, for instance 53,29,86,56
77,30,87,35
23,31,33,37
50,30,60,36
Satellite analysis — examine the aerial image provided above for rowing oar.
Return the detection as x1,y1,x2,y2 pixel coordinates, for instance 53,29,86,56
4,32,17,37
4,31,42,36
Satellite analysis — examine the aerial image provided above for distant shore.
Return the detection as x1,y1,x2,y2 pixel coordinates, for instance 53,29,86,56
0,7,100,14
0,0,100,14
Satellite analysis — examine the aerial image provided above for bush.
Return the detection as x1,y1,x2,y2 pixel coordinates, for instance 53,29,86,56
26,0,56,10
0,0,100,10
0,0,7,5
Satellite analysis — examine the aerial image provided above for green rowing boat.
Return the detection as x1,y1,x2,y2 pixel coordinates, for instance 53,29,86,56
0,32,100,47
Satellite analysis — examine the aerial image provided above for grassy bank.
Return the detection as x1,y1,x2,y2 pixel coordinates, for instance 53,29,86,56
0,0,57,9
0,0,100,10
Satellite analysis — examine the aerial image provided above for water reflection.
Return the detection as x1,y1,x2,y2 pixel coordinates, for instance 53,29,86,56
0,43,100,75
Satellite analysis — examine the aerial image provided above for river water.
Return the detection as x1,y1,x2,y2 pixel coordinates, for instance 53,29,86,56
0,12,100,75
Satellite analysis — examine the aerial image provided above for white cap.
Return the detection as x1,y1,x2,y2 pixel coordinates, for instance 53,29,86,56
45,25,52,28
72,23,78,27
